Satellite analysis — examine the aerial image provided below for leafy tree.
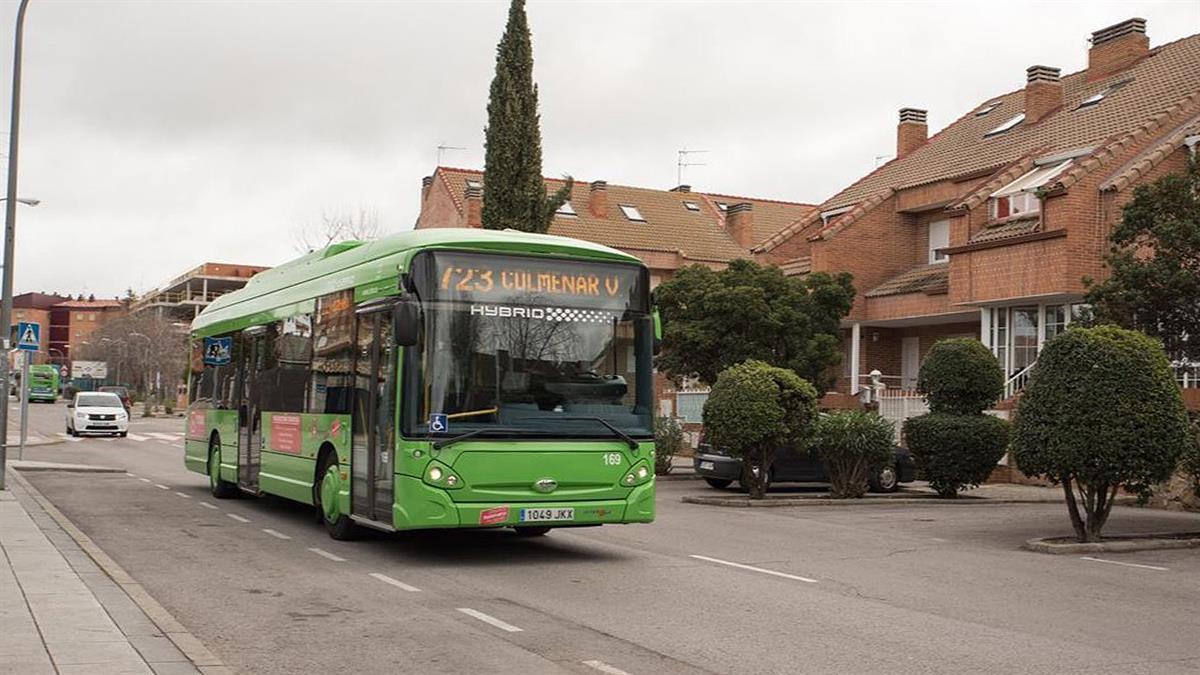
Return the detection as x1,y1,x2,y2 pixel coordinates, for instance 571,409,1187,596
812,410,895,498
655,260,854,390
702,360,818,498
1012,326,1192,542
917,338,1004,415
481,0,570,233
1084,156,1200,361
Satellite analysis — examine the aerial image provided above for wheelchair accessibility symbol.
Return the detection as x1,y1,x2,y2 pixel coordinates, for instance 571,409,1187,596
429,413,448,433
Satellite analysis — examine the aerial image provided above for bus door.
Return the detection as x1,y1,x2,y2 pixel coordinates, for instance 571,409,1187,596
351,306,396,523
237,327,265,492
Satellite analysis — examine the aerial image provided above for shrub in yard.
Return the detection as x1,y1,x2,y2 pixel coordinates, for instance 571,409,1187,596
654,416,684,476
917,338,1004,415
1012,326,1192,542
812,410,895,498
904,414,1009,497
702,359,818,499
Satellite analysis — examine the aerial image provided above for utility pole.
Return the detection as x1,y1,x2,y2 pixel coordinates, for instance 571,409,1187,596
676,148,708,186
0,0,31,491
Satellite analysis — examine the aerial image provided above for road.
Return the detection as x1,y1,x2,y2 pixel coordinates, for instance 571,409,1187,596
12,399,1200,674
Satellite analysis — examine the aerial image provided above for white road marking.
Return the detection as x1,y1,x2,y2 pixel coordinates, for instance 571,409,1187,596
199,502,219,510
583,660,633,675
174,492,191,499
307,547,346,562
1081,556,1168,571
157,441,174,446
56,433,82,442
98,437,115,442
456,608,523,633
125,433,149,441
125,472,137,477
368,572,421,592
689,554,818,584
262,528,291,540
138,478,152,483
154,484,170,490
226,513,251,523
149,432,178,440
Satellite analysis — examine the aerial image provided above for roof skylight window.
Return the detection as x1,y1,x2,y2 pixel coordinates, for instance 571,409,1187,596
1077,79,1132,110
715,202,728,212
619,204,645,221
683,201,700,212
985,113,1025,137
975,100,1002,116
465,179,482,189
556,200,577,217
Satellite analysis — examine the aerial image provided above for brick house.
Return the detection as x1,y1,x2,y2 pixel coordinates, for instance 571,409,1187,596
414,166,815,426
757,18,1200,403
49,299,126,362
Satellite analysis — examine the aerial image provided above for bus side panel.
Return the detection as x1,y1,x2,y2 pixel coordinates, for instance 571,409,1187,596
183,408,238,475
258,411,351,506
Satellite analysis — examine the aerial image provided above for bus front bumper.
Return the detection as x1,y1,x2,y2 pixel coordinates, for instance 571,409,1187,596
393,475,656,530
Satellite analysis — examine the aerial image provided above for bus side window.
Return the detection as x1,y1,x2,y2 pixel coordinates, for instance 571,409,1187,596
277,313,312,413
310,290,355,415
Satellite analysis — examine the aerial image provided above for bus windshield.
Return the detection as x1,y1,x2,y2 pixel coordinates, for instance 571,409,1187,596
407,251,654,439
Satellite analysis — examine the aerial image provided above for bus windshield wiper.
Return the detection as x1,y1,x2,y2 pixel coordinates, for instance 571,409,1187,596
431,428,488,450
430,427,552,450
543,416,639,449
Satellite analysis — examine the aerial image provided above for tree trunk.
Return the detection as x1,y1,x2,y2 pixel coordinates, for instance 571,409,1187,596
1060,475,1088,542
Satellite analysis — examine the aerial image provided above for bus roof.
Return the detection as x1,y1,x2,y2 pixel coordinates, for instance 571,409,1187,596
191,228,642,337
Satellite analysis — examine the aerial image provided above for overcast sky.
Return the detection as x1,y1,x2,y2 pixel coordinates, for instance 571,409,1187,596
0,0,1196,298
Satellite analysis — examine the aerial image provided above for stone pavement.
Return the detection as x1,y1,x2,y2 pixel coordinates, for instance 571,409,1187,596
0,477,203,675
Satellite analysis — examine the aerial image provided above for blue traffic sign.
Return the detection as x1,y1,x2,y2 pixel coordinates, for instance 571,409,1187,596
15,322,39,351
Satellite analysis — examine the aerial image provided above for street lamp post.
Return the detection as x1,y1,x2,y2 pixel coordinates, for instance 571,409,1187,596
128,332,152,407
0,0,32,491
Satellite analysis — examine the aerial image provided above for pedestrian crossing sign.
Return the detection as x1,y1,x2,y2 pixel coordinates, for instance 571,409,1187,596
16,322,39,351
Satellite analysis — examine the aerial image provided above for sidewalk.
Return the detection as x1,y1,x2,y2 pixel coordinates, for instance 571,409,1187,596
0,474,206,674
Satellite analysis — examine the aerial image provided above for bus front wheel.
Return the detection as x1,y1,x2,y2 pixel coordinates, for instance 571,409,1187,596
317,454,357,541
208,438,236,499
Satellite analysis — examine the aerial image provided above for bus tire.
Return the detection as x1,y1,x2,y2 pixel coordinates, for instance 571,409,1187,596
316,450,357,541
208,436,237,499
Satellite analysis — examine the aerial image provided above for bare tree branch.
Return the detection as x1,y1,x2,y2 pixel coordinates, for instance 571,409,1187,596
293,207,382,253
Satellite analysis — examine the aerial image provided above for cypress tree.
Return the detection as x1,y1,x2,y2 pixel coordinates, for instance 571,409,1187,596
482,0,571,233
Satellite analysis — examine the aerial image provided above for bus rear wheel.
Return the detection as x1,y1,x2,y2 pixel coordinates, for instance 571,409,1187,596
208,438,237,499
316,454,357,541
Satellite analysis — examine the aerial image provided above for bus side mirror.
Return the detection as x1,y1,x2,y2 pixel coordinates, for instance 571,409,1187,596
394,298,420,347
651,309,663,356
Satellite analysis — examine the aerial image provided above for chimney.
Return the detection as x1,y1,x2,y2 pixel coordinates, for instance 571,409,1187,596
421,175,433,202
589,180,608,218
726,202,755,249
896,108,927,159
1088,18,1148,81
1024,65,1063,125
670,185,691,192
464,184,482,228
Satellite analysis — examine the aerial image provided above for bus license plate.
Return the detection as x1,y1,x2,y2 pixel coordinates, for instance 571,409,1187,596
520,508,574,522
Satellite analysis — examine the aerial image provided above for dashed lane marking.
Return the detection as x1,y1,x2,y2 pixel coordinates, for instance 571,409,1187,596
154,484,170,490
262,528,291,540
138,478,152,483
368,572,421,592
174,492,191,499
583,660,633,675
689,554,818,584
125,473,137,478
148,432,180,440
307,547,346,562
456,608,523,633
199,502,219,510
125,433,149,441
1080,556,1168,571
226,513,251,523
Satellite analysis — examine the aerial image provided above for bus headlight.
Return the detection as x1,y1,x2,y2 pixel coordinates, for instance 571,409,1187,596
621,461,653,487
423,461,463,490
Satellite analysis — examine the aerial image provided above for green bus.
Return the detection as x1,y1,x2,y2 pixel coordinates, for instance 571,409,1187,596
28,364,61,403
185,229,657,539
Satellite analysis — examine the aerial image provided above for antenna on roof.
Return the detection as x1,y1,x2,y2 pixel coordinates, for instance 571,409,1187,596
436,144,466,166
875,154,891,167
677,148,709,186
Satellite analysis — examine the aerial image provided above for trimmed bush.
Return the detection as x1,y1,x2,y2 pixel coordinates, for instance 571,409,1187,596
654,416,684,476
812,411,895,499
1012,326,1192,542
905,414,1009,497
703,360,819,498
917,338,1005,415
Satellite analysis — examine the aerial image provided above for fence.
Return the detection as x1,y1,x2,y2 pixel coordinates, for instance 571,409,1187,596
875,390,929,444
1176,362,1200,389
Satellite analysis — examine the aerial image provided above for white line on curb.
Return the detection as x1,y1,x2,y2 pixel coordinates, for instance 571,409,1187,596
456,608,523,632
199,502,219,510
368,572,421,592
307,547,346,562
262,528,291,540
583,660,633,675
689,554,818,583
154,484,170,490
226,513,250,523
174,492,191,499
1080,556,1168,571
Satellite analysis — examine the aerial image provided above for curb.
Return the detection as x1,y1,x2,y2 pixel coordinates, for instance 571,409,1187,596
680,494,1140,507
12,470,231,673
1023,532,1200,554
9,461,125,473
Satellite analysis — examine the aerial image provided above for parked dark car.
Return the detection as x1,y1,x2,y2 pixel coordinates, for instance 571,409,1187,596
99,385,133,414
693,435,916,493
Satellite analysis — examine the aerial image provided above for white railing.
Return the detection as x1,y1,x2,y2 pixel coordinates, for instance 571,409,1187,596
1175,362,1200,389
876,389,929,444
1003,361,1036,399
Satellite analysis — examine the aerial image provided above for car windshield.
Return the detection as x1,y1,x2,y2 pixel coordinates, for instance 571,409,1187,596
101,387,127,397
77,394,122,408
406,251,654,439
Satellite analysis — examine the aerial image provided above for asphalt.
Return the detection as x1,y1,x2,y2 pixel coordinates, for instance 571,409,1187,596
11,399,1200,674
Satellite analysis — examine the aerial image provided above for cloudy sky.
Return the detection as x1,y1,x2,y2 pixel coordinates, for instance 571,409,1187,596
0,0,1196,298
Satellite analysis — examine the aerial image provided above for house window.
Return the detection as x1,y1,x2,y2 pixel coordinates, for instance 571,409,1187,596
975,100,1002,116
1044,304,1068,342
985,113,1024,137
1077,78,1132,110
683,201,700,212
987,158,1073,220
465,179,482,189
556,200,577,218
618,204,645,221
990,309,1009,375
928,220,950,264
715,202,728,212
